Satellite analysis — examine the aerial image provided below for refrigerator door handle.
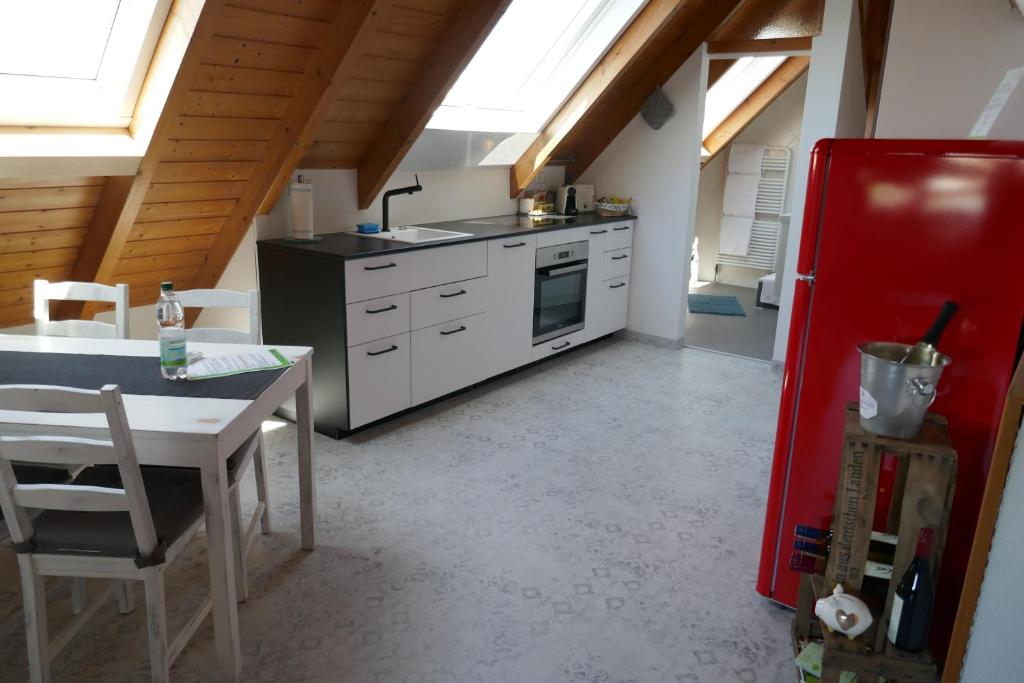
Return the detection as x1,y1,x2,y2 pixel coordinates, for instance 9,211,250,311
796,273,816,283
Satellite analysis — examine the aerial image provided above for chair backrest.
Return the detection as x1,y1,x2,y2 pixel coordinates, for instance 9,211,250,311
34,280,129,340
0,384,158,556
176,288,261,344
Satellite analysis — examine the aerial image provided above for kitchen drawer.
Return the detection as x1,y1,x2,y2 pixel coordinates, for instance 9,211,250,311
344,241,487,303
604,221,634,251
536,226,591,248
532,328,587,362
604,248,632,278
347,332,411,428
346,292,410,347
411,312,489,405
411,276,487,330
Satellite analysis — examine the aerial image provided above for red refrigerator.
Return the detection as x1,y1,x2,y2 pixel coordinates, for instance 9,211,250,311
757,138,1024,656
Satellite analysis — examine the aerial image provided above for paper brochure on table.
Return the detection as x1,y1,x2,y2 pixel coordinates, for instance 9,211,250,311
188,348,292,379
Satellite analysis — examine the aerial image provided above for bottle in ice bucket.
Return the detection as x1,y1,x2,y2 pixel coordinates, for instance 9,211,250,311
157,281,187,379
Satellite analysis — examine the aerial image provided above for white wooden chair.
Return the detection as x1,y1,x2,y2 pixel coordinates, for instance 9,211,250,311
174,288,268,602
0,384,212,682
34,280,130,340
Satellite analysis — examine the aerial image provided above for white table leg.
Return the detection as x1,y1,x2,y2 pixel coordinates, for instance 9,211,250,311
200,456,241,682
295,356,316,551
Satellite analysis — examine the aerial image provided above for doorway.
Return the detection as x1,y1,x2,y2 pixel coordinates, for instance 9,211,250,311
684,55,808,361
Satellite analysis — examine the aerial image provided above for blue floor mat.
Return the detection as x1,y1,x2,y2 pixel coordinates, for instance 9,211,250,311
688,294,746,316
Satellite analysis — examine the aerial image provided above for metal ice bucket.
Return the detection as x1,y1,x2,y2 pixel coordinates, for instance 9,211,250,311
857,342,951,439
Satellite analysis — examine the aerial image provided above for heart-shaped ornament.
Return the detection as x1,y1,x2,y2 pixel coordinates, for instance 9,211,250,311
835,609,859,631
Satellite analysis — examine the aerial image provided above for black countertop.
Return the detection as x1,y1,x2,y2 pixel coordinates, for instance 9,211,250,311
257,213,636,261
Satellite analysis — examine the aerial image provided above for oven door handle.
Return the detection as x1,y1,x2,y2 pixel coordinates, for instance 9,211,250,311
538,262,588,277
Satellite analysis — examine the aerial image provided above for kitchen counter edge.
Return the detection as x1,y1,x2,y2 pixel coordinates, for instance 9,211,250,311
256,213,637,261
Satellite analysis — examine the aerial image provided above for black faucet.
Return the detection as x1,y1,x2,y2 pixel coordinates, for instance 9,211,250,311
381,174,422,232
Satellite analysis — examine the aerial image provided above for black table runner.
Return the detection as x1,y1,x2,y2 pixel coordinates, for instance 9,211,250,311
0,351,288,401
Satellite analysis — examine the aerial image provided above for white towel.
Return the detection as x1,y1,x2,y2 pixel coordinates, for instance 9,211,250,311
720,215,753,255
728,144,765,175
723,173,760,218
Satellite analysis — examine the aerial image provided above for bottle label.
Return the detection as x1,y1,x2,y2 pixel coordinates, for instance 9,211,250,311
159,332,187,369
860,386,878,419
887,594,904,643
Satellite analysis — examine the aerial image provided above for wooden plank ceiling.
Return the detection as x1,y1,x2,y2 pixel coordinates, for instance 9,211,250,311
0,0,826,329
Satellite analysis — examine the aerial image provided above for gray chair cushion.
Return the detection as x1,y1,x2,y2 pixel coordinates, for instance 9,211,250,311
28,466,204,562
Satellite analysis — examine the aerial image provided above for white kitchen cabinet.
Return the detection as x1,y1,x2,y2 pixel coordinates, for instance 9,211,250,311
411,313,489,405
532,328,587,361
347,332,411,428
588,277,629,340
486,234,537,374
605,222,634,251
344,241,486,303
346,292,410,347
411,276,487,331
603,248,632,279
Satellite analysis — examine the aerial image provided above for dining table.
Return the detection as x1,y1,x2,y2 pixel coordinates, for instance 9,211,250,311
0,333,316,682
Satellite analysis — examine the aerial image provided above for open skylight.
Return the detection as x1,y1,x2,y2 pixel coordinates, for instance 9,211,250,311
428,0,647,136
0,0,171,127
702,56,786,143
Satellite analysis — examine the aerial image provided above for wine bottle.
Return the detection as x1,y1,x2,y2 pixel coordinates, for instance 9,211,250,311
887,528,935,652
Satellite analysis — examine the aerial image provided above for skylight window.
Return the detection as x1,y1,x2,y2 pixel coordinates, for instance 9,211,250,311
0,0,170,127
428,0,647,135
702,56,786,142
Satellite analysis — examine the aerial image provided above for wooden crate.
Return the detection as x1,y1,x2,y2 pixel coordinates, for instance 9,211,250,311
793,574,937,683
792,405,958,682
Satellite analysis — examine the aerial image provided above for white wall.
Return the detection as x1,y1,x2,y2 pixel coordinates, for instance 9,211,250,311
694,72,807,287
772,0,865,362
960,429,1024,681
876,0,1024,139
580,46,708,345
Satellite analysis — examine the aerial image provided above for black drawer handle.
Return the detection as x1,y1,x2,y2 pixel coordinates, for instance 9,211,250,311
440,325,467,336
613,226,630,231
589,229,607,235
503,241,527,248
551,341,571,350
611,254,628,260
440,289,467,298
366,304,398,314
364,262,397,271
367,344,398,356
609,282,626,289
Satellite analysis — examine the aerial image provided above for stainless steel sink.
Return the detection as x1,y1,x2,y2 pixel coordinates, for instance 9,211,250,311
351,226,471,244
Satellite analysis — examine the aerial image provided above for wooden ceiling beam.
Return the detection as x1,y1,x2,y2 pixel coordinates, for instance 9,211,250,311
860,0,893,137
709,0,824,42
702,56,809,164
355,0,512,210
509,0,694,198
60,0,224,322
188,0,387,306
255,1,393,216
707,36,811,54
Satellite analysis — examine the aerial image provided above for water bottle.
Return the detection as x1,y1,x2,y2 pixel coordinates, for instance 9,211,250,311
157,281,187,379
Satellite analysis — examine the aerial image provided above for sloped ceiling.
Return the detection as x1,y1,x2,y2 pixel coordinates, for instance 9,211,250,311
0,0,825,329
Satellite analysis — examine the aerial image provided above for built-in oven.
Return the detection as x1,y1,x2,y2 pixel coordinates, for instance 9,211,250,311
533,240,588,344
